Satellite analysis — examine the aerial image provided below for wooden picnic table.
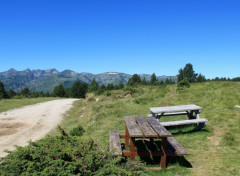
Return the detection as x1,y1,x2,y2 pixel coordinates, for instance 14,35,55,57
150,104,202,119
110,116,189,168
149,104,208,129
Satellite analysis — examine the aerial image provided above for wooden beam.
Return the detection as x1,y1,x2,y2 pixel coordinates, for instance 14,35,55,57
150,104,201,114
109,130,122,156
160,119,208,127
167,137,189,156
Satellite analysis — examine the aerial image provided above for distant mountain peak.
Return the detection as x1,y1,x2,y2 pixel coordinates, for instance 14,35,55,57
7,68,17,73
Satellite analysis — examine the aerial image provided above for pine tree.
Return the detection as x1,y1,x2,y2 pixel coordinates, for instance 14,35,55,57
141,77,147,85
71,81,88,98
127,74,141,86
196,74,206,83
7,89,16,98
150,73,158,85
118,81,124,89
88,78,99,92
53,84,65,97
177,63,198,83
21,87,31,96
107,83,114,90
0,81,8,99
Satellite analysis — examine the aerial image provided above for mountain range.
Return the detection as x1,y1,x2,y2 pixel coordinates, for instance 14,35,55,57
0,68,177,93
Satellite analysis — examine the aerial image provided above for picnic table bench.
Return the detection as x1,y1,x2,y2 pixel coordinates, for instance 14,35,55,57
149,104,207,129
110,116,189,168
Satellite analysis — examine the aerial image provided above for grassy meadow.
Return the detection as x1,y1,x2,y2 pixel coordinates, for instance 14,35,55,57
0,97,58,113
60,82,240,176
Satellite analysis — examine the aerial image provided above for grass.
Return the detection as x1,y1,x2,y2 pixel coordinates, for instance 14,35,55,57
0,97,58,113
60,81,240,176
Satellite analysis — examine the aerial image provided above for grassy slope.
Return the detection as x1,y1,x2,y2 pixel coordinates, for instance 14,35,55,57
0,97,58,113
61,82,240,176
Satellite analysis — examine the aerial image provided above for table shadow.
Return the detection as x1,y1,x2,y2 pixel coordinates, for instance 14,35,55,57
131,140,192,168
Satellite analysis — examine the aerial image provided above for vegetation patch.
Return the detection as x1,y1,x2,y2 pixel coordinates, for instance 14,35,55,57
0,127,143,176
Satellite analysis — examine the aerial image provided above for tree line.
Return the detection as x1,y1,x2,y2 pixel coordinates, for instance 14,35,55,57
1,64,239,100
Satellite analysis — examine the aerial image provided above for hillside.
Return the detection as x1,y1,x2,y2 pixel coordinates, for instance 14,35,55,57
0,68,176,93
60,81,240,175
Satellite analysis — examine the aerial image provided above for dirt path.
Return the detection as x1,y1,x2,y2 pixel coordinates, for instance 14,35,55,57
0,99,78,157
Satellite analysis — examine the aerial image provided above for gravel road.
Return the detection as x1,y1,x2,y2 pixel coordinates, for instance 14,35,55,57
0,99,78,157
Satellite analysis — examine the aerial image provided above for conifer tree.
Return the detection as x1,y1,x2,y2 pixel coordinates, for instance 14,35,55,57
127,74,141,86
177,63,198,83
21,87,31,96
0,81,8,99
53,84,65,97
150,73,158,85
7,89,16,98
88,78,99,92
71,81,88,98
118,81,124,89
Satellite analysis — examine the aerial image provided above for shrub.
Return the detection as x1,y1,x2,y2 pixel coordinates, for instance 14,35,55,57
70,125,85,137
177,79,190,88
123,86,137,95
0,127,143,176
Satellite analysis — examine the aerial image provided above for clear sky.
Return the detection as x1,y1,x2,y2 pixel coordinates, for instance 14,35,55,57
0,0,239,78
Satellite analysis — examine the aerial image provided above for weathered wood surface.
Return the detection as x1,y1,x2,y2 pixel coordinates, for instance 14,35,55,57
150,104,201,113
146,117,172,137
162,112,188,116
124,116,143,137
160,119,208,127
136,117,158,137
167,137,189,156
109,130,122,156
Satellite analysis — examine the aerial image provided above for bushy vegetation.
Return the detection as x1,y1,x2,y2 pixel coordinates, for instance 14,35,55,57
177,79,191,88
0,127,143,176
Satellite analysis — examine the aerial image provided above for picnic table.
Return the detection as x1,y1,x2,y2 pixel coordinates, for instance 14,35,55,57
150,104,207,129
110,116,189,168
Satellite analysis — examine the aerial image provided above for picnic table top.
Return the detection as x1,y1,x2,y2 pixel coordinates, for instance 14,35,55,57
150,104,201,114
124,116,172,138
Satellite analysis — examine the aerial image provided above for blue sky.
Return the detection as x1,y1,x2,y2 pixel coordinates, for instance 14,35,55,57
0,0,239,78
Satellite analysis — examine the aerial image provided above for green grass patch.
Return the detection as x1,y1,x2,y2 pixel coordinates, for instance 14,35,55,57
60,82,240,175
0,97,58,113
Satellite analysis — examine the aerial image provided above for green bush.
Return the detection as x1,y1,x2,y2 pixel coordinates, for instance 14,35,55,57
70,125,85,137
177,79,191,88
0,127,143,176
123,86,137,95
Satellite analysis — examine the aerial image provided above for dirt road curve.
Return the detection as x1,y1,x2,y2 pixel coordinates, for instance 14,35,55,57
0,99,78,157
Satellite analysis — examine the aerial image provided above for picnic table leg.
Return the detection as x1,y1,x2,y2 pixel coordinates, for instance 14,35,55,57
130,137,136,160
125,125,129,148
160,137,167,168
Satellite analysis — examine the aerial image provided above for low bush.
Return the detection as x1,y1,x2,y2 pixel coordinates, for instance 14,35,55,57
123,86,137,95
70,125,85,137
177,79,190,88
0,127,143,176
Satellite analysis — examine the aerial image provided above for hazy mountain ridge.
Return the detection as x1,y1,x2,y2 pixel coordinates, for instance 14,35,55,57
0,68,177,93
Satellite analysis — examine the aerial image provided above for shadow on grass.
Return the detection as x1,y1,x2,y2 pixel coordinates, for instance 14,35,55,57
166,125,209,136
122,139,192,168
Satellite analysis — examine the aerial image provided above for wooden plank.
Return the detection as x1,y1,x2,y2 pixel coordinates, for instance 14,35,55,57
124,116,143,137
150,104,201,114
167,137,189,156
160,118,208,127
109,130,122,156
146,117,172,137
162,112,188,116
136,117,158,137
